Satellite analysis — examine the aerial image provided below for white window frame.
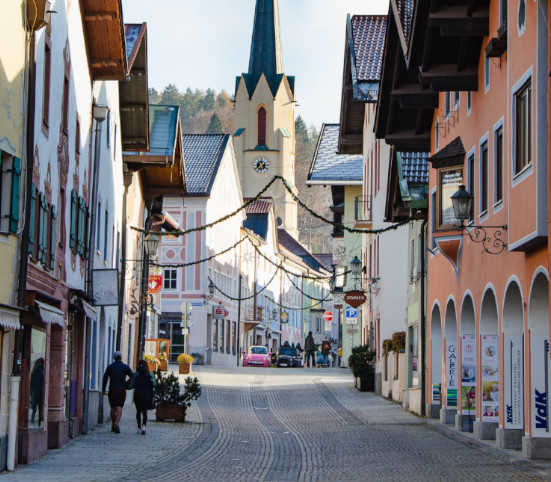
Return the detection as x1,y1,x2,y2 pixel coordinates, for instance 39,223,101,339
479,133,490,221
493,117,505,212
511,68,533,186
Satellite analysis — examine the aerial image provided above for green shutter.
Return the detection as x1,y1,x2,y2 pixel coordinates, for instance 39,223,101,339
77,197,85,255
70,190,77,250
28,184,36,254
50,205,56,270
37,194,44,261
9,157,21,233
42,199,49,265
85,205,90,260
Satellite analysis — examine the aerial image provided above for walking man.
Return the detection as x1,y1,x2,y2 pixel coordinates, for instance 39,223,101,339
102,351,133,433
304,331,316,368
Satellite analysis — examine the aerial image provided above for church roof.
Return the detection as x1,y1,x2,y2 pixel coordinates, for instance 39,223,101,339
182,134,229,196
237,0,294,98
307,124,363,185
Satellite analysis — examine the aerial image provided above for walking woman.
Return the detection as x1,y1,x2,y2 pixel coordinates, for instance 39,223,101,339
132,360,156,434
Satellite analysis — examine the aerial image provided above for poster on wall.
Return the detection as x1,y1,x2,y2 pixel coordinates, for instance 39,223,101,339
531,334,549,436
504,335,523,429
461,334,476,415
446,342,457,407
481,335,499,422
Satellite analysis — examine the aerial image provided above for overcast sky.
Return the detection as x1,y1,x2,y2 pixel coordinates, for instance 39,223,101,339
121,0,390,130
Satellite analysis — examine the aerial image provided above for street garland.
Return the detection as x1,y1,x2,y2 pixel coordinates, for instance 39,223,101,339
207,267,280,302
282,269,329,302
264,294,332,312
151,237,246,268
131,175,413,237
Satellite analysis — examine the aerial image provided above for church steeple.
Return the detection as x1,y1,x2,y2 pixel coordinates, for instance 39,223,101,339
248,0,284,82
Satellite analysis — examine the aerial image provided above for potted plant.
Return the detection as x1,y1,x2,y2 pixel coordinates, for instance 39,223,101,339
158,353,168,371
348,344,376,391
153,370,202,422
145,353,160,373
177,353,194,374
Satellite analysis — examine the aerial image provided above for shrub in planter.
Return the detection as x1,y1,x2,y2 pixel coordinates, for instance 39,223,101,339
177,353,194,374
391,331,406,353
153,370,202,422
382,339,393,356
348,344,376,391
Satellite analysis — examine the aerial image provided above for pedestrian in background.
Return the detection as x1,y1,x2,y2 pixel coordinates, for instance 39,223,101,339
304,331,316,368
321,340,330,367
102,351,133,434
130,359,156,435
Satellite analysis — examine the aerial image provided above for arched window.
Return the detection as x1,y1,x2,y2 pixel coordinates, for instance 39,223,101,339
258,107,267,146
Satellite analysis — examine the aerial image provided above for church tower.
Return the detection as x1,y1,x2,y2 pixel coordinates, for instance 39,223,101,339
233,0,298,237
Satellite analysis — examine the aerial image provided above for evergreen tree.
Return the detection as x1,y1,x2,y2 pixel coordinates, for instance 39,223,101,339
206,113,224,134
161,83,182,106
149,87,162,104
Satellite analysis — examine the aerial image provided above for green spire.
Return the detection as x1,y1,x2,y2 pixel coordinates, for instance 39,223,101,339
248,0,284,83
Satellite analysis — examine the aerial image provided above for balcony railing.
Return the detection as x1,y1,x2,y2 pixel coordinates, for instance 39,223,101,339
243,305,263,322
355,196,372,222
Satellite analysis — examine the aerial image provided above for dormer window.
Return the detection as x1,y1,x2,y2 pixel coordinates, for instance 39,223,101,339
258,107,266,146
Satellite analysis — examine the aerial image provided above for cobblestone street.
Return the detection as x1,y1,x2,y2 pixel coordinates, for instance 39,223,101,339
3,366,550,481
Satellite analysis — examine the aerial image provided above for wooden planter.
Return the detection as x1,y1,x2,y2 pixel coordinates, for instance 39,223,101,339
356,375,375,392
155,404,187,422
179,362,191,374
147,362,159,373
159,360,168,371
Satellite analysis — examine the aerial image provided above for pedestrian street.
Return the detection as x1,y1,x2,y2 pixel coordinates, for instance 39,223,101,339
3,366,549,481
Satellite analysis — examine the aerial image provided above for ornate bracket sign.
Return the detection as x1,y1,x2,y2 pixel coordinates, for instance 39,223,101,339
344,290,367,308
148,274,163,294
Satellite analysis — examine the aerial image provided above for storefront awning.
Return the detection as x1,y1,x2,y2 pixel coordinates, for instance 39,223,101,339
82,301,97,321
0,308,21,330
36,301,65,326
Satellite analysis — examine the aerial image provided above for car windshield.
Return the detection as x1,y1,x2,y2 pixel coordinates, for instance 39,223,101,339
250,346,268,354
279,348,296,356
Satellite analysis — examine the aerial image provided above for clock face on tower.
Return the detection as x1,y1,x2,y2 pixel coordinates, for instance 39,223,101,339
253,157,270,174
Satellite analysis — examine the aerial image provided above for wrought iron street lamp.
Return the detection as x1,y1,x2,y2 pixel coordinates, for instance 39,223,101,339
143,234,159,257
451,185,508,255
349,256,379,293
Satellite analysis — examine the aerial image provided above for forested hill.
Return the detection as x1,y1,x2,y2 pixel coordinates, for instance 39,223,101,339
149,85,332,254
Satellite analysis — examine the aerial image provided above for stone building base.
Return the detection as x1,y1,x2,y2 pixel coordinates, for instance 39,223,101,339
522,436,551,459
473,421,498,440
496,428,522,449
440,407,456,424
455,413,474,432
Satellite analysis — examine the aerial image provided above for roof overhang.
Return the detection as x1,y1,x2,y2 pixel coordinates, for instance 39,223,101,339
306,180,362,186
119,23,149,152
80,0,127,80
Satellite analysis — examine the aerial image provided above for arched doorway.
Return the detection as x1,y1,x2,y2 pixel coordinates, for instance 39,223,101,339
458,294,476,431
429,303,442,418
497,280,524,449
442,299,458,424
525,271,550,458
475,288,499,440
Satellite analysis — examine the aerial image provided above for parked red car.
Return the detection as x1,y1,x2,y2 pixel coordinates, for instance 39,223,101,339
242,346,271,367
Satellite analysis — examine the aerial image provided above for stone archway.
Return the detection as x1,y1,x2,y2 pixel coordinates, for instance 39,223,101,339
442,299,458,424
475,288,499,440
497,280,524,449
524,271,550,458
429,303,442,418
457,294,476,432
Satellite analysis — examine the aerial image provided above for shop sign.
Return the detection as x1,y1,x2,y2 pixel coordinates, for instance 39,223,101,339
148,275,163,294
504,335,523,429
92,269,119,306
531,334,550,435
461,334,476,415
446,342,457,407
343,290,367,308
213,305,224,320
481,335,499,422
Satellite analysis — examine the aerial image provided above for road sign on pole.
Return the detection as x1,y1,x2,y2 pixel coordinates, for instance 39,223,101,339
323,311,333,322
345,306,358,325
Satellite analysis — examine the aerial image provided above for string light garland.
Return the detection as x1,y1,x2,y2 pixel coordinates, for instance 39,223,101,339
207,267,280,302
263,294,332,312
282,269,330,302
131,175,412,237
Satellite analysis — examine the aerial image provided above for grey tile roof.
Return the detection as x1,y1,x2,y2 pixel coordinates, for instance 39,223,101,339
396,0,414,45
399,152,429,184
352,15,387,82
245,197,273,214
182,135,229,195
429,136,465,168
277,229,325,272
307,124,363,184
124,25,141,63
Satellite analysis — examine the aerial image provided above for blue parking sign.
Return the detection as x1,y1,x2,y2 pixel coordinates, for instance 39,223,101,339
346,307,357,318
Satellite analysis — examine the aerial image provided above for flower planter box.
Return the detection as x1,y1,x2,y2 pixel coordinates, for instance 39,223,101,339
356,375,375,392
159,360,168,371
179,362,191,375
146,362,159,373
155,404,187,422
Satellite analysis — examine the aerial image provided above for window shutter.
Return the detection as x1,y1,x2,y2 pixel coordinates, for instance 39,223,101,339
9,157,21,233
69,190,77,250
42,199,49,265
50,205,56,270
37,193,45,261
77,197,85,255
28,184,36,254
85,206,90,260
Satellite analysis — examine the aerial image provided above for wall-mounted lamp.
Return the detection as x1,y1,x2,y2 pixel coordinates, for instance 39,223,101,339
349,256,380,293
451,185,508,254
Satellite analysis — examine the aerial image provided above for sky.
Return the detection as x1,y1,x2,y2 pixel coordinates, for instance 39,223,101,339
121,0,390,130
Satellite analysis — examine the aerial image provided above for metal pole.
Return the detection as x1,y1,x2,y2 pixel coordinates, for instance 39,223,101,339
236,274,242,367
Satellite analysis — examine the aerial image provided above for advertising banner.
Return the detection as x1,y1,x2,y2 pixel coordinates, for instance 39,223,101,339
531,334,550,436
504,335,523,429
481,335,499,422
446,342,458,407
461,334,476,415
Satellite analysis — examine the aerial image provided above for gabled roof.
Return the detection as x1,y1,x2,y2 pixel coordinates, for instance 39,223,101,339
338,15,387,154
277,229,326,272
429,136,465,168
400,152,429,184
313,254,333,272
119,23,149,152
307,124,363,185
245,197,273,215
182,134,230,196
